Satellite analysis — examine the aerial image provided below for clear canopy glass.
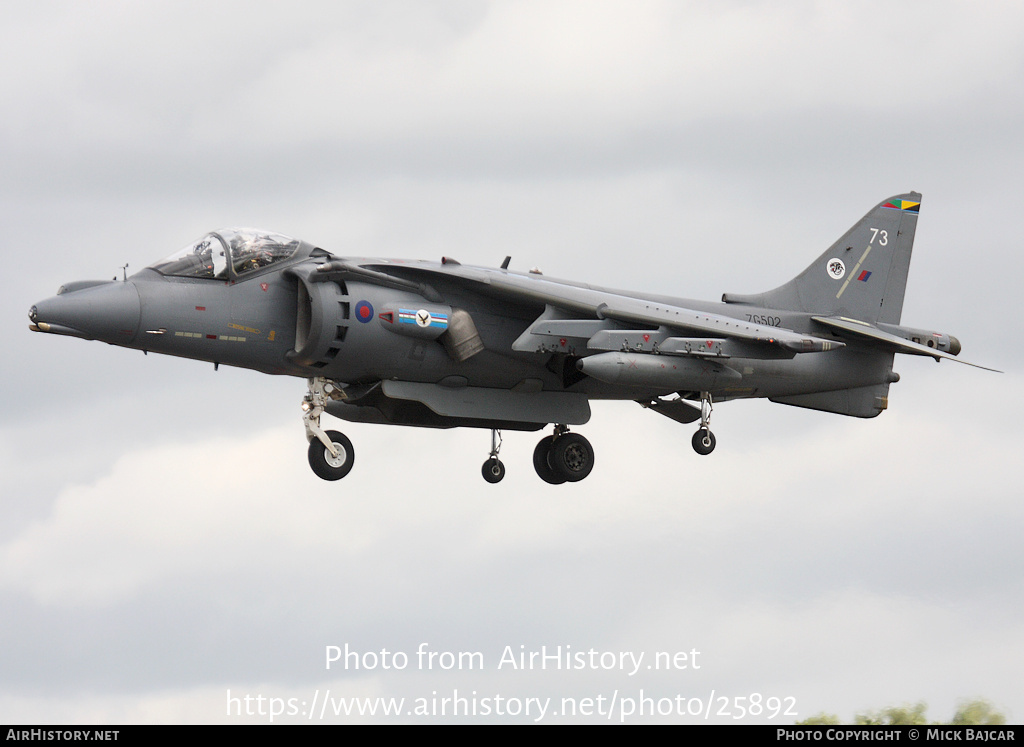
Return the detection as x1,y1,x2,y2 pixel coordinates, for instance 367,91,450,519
151,229,300,279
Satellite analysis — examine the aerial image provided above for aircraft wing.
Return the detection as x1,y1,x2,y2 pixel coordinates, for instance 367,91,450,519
318,259,843,356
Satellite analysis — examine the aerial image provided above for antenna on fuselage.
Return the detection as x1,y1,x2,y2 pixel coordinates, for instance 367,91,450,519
501,256,511,270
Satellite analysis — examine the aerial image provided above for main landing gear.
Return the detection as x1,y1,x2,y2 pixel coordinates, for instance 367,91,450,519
691,391,715,456
478,424,595,485
301,378,598,485
532,425,594,485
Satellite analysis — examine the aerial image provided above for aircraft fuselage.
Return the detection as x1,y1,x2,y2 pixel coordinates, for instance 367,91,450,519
29,194,980,484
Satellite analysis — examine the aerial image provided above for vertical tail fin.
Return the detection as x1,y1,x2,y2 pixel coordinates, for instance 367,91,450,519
723,192,921,324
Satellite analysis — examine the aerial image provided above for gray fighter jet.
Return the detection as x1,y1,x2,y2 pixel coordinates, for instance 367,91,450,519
28,192,992,484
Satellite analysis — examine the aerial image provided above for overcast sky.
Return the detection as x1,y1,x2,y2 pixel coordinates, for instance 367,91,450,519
2,0,1022,724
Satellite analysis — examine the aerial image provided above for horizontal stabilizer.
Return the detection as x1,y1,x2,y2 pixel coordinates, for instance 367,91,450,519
812,316,1000,372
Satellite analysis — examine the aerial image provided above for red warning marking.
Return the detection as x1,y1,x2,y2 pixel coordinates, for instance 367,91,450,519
559,338,567,347
379,311,394,323
643,334,650,343
260,282,268,292
206,334,217,339
706,340,713,348
195,306,206,311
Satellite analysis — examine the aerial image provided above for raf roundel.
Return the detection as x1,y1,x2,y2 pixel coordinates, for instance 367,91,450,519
355,300,374,323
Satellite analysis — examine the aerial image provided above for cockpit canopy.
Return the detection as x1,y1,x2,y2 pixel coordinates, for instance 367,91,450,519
150,228,301,279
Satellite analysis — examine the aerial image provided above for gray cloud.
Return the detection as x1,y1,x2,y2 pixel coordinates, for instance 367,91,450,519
2,0,1021,724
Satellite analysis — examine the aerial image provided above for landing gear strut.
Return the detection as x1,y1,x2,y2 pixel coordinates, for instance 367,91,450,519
481,428,505,484
534,425,595,483
303,377,355,480
691,391,716,455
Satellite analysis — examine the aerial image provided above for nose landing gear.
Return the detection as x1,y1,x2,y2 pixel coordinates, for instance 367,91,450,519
303,377,356,481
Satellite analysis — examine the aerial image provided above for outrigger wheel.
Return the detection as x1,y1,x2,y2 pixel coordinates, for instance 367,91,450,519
691,390,716,456
482,457,505,484
481,428,505,484
692,428,715,456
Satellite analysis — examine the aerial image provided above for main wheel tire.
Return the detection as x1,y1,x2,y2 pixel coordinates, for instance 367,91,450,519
308,430,355,480
533,436,567,485
482,458,505,484
549,433,595,482
692,428,716,455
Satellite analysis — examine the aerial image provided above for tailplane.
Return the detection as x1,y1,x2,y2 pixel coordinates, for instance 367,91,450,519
723,192,921,324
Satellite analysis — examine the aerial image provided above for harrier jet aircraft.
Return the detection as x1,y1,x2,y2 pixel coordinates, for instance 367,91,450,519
28,192,990,485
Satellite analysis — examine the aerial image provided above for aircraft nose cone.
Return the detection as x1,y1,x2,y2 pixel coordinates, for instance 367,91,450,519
947,335,961,356
30,281,141,343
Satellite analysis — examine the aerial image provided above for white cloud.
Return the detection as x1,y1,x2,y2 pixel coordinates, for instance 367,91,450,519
4,372,1019,608
2,0,1022,725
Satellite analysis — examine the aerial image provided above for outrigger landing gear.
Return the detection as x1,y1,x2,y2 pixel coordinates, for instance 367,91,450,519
481,428,505,484
691,391,716,456
533,425,595,484
303,377,355,480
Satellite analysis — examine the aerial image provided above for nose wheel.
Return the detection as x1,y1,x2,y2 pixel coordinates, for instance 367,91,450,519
309,430,355,480
303,377,357,481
